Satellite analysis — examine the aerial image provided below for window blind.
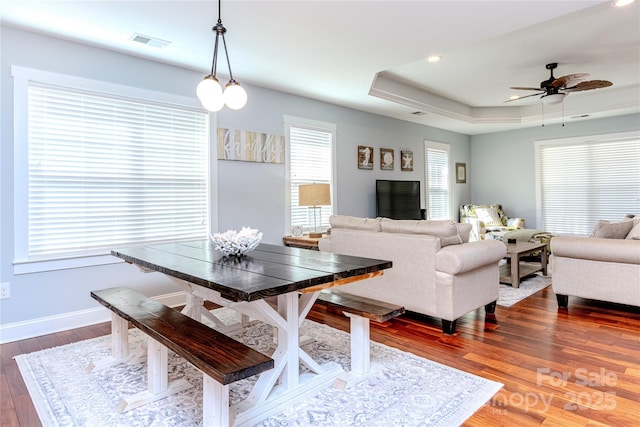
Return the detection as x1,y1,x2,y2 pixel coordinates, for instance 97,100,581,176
27,83,209,259
539,137,640,235
426,147,450,220
289,125,333,230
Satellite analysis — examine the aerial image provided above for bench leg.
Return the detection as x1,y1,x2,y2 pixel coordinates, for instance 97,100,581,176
117,337,192,413
203,375,230,427
344,313,370,375
148,337,168,394
87,313,146,372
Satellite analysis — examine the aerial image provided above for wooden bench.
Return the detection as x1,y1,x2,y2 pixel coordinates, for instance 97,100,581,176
314,290,404,376
91,286,274,427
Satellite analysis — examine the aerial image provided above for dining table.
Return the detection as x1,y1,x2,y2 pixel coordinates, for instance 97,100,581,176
111,238,392,426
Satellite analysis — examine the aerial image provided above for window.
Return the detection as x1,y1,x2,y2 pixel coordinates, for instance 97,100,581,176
536,132,640,235
285,117,335,233
424,141,450,219
13,67,209,272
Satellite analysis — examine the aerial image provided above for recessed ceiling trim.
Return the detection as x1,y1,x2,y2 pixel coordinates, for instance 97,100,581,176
370,72,640,128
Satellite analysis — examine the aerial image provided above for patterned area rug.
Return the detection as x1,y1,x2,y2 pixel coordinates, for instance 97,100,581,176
16,310,502,426
498,274,552,307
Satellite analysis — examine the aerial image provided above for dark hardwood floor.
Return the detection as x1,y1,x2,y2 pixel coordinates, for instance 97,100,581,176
2,286,639,426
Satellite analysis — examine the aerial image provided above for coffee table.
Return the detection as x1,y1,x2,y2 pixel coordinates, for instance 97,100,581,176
499,241,548,288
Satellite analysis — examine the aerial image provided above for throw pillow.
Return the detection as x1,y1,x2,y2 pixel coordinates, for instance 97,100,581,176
456,222,473,243
592,220,635,239
626,222,640,240
475,206,503,228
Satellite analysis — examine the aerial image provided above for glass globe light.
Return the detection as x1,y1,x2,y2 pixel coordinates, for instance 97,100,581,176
197,76,223,106
223,81,248,110
201,95,225,112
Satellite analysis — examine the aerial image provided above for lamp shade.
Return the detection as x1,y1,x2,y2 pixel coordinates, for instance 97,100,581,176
299,183,331,206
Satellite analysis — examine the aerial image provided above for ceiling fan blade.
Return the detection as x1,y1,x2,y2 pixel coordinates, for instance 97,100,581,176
564,80,613,92
552,73,590,88
510,86,543,91
503,92,544,103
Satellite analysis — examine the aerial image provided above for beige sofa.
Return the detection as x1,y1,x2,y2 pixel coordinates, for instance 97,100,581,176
551,218,640,308
318,215,506,334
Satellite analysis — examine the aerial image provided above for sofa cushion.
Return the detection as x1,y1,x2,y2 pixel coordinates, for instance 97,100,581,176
380,219,461,246
592,220,634,239
329,215,381,231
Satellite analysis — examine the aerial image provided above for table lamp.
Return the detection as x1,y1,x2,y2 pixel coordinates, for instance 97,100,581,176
298,183,331,238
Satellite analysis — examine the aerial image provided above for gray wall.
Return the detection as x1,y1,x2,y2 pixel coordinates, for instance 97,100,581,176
469,113,640,227
0,27,470,331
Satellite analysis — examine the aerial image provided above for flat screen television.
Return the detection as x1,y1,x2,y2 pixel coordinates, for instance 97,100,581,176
376,180,422,220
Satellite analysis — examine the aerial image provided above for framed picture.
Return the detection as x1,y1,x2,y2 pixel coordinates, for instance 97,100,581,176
358,145,374,169
380,148,394,170
456,162,467,183
401,150,413,171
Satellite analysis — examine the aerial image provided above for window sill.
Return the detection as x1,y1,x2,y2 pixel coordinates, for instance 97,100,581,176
13,253,124,275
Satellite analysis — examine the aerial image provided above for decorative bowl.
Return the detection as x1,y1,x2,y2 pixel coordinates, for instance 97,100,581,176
210,227,263,257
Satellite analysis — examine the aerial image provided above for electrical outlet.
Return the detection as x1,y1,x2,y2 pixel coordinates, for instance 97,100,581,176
0,282,10,299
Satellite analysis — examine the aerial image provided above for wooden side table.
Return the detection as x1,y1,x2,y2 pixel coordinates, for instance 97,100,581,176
282,235,322,250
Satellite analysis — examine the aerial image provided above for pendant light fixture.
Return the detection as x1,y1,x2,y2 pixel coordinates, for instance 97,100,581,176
196,0,247,111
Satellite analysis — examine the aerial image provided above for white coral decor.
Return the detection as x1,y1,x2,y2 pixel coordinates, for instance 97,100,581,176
210,227,263,256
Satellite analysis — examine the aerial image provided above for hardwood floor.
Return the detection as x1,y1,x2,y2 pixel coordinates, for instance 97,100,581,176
2,286,639,426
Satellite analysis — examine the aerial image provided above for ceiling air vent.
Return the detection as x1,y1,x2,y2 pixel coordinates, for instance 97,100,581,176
130,33,171,49
410,111,427,116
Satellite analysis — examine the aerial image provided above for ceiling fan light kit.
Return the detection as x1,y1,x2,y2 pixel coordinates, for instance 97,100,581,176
541,93,566,105
197,0,247,112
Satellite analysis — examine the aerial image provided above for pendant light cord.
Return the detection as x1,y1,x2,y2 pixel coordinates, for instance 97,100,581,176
207,0,235,81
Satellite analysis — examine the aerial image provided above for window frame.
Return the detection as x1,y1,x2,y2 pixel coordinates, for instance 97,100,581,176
12,66,214,274
424,140,451,220
284,115,337,235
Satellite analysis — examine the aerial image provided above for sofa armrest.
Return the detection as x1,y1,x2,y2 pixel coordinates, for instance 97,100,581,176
435,240,506,275
551,236,640,264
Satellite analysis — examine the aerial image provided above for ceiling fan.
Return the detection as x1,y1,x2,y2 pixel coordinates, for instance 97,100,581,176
506,63,612,105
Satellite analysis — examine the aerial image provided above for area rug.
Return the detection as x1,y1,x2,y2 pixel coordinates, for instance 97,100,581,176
16,309,502,427
498,274,552,307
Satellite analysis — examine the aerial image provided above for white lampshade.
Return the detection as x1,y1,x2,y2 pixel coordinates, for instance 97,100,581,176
224,82,248,110
542,93,566,105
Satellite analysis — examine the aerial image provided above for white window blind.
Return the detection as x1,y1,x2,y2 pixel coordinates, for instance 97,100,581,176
538,136,640,235
288,124,333,231
425,144,450,220
26,83,209,260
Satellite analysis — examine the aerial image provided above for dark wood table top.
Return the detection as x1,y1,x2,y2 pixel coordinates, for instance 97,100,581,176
112,240,392,302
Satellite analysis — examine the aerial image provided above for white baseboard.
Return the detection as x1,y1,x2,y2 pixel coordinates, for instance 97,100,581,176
0,291,187,344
